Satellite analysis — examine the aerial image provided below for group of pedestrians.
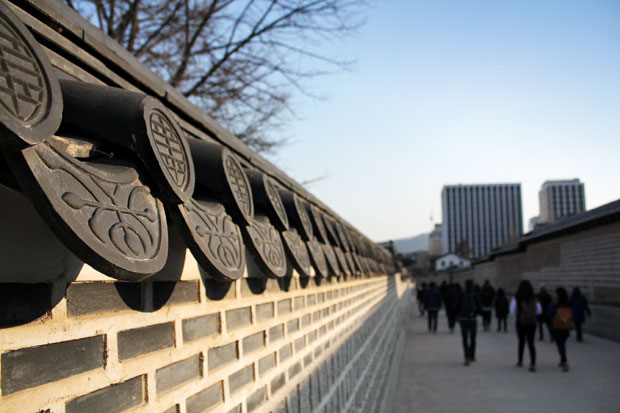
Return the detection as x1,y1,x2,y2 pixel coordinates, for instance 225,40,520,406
416,279,592,372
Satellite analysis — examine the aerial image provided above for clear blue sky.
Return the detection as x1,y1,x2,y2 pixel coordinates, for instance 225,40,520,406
268,0,620,242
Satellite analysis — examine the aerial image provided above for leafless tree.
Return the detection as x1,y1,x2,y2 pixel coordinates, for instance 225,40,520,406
64,0,371,153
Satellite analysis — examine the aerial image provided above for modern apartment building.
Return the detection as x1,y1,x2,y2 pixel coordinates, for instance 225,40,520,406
441,184,523,259
539,179,586,224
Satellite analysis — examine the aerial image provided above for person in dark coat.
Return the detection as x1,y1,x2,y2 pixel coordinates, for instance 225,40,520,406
456,279,482,365
424,282,442,333
480,281,495,331
417,283,428,316
570,287,591,342
548,287,572,371
444,283,460,333
495,288,509,332
536,287,552,341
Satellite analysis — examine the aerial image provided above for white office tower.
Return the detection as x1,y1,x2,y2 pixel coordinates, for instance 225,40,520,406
539,179,585,224
441,184,522,259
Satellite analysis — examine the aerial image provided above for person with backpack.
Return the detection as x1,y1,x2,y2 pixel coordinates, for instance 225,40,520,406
548,287,572,372
510,280,542,372
456,279,482,366
570,287,591,342
495,288,509,332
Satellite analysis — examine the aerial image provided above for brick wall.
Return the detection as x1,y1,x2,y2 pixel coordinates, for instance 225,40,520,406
0,1,409,411
0,211,409,411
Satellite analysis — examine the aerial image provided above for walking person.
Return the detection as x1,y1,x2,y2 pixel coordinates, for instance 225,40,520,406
549,287,573,371
495,288,509,332
480,280,495,331
417,283,428,316
536,287,552,341
510,280,541,372
570,287,591,342
424,282,442,333
445,283,460,333
456,279,481,365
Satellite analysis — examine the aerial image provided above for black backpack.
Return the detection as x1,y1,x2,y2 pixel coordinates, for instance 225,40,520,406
519,300,538,325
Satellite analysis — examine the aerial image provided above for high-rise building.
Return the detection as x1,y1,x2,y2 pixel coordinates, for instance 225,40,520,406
441,184,522,259
428,224,442,257
539,179,585,224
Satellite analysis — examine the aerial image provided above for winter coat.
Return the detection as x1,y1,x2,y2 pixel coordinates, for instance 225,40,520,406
570,295,591,323
424,287,442,311
495,295,509,318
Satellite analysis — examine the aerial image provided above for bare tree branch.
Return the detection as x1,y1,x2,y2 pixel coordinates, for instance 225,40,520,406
65,0,373,154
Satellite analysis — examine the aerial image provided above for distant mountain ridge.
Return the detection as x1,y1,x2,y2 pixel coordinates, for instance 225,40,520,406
381,233,429,254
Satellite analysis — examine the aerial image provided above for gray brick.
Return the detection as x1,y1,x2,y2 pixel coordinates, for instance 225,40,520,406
226,307,251,330
313,311,321,322
204,279,235,300
269,324,284,342
287,319,299,334
247,386,267,412
294,337,306,352
243,332,265,355
266,278,281,293
65,375,144,413
289,387,300,413
271,373,286,394
315,346,322,358
277,299,291,315
1,336,105,395
118,322,174,360
66,283,140,316
153,281,199,307
256,302,274,321
307,294,316,306
240,278,265,296
279,344,292,362
156,355,202,394
227,405,242,413
301,314,311,327
288,362,302,379
293,296,305,310
0,283,51,326
274,399,288,413
229,364,254,394
186,382,223,413
299,379,312,412
311,372,321,408
319,365,328,398
183,313,220,342
259,353,276,376
208,342,238,370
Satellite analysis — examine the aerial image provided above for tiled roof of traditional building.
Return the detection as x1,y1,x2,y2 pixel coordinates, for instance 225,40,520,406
0,0,393,282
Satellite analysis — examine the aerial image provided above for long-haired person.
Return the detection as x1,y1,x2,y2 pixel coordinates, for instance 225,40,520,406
509,280,542,372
